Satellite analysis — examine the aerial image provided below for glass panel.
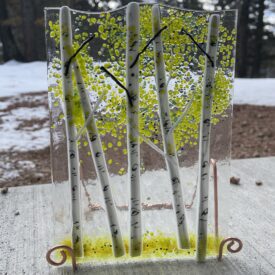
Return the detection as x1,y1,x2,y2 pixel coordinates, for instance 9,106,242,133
45,3,237,265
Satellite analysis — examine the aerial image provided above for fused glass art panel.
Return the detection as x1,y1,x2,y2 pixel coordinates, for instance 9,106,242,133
45,2,237,268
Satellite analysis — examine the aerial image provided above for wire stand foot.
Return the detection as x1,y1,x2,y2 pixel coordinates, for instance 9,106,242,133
218,237,243,261
46,245,77,271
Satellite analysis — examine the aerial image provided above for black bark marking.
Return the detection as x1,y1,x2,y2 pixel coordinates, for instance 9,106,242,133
172,177,180,185
131,94,137,101
203,118,210,126
72,171,77,177
130,26,168,68
178,214,185,226
131,208,140,216
103,185,109,192
201,208,208,216
64,34,95,76
163,120,169,131
100,66,133,106
130,40,138,49
90,134,97,142
132,163,138,171
131,143,137,149
179,27,214,67
202,161,208,168
98,165,105,173
131,198,139,204
75,235,80,243
70,151,75,159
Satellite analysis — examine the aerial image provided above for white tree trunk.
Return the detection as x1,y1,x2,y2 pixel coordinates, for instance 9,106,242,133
152,4,190,249
72,62,125,257
126,2,142,257
196,14,220,262
59,6,83,257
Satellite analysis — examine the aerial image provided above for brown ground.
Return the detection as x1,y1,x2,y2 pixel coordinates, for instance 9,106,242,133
0,91,275,188
232,105,275,159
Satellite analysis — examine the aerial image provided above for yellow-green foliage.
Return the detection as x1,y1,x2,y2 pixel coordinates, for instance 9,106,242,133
47,5,236,171
58,231,223,262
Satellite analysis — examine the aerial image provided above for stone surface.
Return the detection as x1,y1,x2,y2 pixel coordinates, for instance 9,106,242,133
0,157,275,274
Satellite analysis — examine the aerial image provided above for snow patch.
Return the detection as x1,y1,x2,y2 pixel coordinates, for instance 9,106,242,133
0,60,47,97
0,161,20,182
0,105,49,152
0,159,36,184
17,160,36,169
12,106,48,120
0,101,10,111
234,78,275,106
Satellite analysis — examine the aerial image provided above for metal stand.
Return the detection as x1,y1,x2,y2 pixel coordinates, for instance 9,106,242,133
210,159,243,261
210,159,219,239
218,237,243,261
46,245,77,271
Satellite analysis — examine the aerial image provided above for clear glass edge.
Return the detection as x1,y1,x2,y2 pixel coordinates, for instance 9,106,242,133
44,3,238,15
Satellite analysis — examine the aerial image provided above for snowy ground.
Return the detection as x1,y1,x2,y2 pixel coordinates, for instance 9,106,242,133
0,60,47,97
0,92,49,152
0,89,50,186
0,105,49,151
0,62,50,185
234,78,275,106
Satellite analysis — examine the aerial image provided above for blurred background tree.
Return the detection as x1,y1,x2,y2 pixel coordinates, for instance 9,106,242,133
0,0,274,77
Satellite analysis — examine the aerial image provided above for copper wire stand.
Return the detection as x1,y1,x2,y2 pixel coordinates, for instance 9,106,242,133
46,245,77,271
210,159,243,261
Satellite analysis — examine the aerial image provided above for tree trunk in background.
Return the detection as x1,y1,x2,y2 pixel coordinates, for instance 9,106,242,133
251,0,265,77
0,0,90,62
0,0,23,61
69,0,92,10
187,0,202,9
236,0,250,77
21,0,36,61
33,0,45,60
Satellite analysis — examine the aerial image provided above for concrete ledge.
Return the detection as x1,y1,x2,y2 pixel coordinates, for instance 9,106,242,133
1,157,275,274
